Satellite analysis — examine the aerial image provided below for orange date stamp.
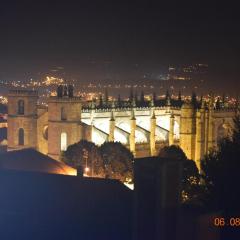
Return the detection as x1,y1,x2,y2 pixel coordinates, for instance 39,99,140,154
214,217,240,227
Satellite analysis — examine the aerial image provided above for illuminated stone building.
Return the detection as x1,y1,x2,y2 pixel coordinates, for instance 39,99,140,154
7,87,235,170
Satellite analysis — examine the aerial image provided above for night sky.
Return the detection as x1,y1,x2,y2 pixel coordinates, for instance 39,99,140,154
0,1,239,90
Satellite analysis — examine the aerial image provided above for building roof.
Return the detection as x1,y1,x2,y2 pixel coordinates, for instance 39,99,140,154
0,148,76,176
0,169,132,240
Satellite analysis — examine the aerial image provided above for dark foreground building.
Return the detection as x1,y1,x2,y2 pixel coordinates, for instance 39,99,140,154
0,149,235,240
0,170,132,240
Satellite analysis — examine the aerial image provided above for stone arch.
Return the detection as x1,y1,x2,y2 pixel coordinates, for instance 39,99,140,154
92,126,108,145
137,118,150,130
114,126,129,144
117,121,131,133
18,99,25,115
18,128,24,145
135,126,149,143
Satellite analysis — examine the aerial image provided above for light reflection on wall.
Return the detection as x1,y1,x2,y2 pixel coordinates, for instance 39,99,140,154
92,131,106,146
137,117,150,130
135,130,148,143
156,116,170,130
114,131,128,144
82,115,180,145
116,121,131,133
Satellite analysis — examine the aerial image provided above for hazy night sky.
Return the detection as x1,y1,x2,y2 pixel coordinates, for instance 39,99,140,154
0,1,239,90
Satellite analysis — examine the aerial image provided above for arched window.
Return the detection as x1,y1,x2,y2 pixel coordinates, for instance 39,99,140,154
18,100,25,115
61,132,67,151
18,128,24,145
61,107,67,120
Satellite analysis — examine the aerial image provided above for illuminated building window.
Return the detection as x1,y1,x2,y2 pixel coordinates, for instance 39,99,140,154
61,132,67,151
61,107,67,120
18,100,25,115
18,128,24,145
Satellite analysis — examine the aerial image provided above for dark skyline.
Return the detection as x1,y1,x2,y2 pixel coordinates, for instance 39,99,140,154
0,1,239,90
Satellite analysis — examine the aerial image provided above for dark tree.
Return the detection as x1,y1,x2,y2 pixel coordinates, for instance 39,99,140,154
99,142,134,183
159,145,204,205
201,115,240,214
61,140,105,177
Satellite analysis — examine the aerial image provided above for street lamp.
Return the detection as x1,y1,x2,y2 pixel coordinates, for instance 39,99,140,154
83,148,89,176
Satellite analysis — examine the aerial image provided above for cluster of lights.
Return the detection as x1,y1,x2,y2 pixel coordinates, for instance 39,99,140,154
77,83,159,89
42,76,64,86
0,96,8,104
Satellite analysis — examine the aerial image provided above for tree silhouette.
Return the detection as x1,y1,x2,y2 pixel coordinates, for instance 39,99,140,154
99,142,134,183
159,145,204,205
61,140,105,177
201,114,240,214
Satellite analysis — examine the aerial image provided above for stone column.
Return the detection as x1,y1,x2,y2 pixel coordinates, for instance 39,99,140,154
109,111,115,142
150,110,156,156
195,109,204,170
204,110,209,155
130,109,136,156
208,107,215,151
169,113,174,146
179,103,196,160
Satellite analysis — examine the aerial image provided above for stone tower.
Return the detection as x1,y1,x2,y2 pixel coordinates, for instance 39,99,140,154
48,85,82,160
7,89,38,151
179,102,196,160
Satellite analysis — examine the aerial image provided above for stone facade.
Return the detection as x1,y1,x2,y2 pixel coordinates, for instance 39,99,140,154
7,88,236,170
